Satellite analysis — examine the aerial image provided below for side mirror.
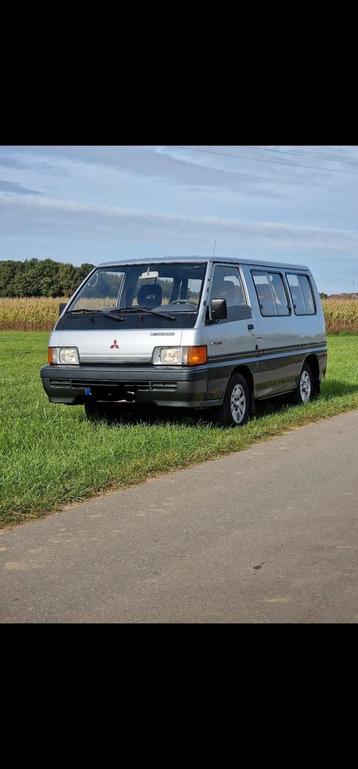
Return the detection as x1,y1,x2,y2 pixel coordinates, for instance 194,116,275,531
59,302,67,316
210,298,227,322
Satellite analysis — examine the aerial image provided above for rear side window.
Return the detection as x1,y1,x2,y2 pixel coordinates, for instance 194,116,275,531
252,271,290,316
286,273,316,315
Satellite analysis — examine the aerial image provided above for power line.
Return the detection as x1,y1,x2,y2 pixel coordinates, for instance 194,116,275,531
245,145,358,169
173,145,358,177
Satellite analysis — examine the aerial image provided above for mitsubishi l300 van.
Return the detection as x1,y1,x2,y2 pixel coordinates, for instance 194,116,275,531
40,256,327,426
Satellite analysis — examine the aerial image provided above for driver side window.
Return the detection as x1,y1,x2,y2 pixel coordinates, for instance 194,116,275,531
208,265,247,322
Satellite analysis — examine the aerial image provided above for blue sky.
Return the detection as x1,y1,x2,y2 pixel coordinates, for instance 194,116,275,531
0,145,358,293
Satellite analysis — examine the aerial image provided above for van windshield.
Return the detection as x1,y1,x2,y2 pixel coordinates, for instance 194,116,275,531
69,262,207,315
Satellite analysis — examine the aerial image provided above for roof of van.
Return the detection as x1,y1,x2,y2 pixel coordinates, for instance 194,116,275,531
97,255,310,271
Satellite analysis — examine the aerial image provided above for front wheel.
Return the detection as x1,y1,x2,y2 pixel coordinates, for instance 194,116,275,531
213,373,250,427
292,364,313,405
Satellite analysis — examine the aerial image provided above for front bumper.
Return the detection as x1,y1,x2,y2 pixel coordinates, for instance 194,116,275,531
40,364,209,408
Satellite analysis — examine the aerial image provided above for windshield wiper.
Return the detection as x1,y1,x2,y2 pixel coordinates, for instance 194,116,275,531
67,308,125,321
112,306,177,321
67,308,103,314
67,306,176,321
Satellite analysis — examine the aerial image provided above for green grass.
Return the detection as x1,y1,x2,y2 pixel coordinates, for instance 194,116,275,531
1,332,358,530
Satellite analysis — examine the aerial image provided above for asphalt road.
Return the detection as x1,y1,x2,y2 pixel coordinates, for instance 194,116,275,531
1,409,358,623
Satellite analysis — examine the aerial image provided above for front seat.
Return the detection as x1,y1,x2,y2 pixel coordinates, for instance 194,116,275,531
137,283,163,309
216,280,236,306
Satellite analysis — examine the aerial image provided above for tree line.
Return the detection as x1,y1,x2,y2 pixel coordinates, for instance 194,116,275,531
0,259,95,297
0,260,333,300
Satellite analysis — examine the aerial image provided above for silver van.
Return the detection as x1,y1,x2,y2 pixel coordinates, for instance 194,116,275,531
40,256,327,426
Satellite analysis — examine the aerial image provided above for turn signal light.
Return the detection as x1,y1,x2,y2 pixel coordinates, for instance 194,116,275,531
186,345,207,366
48,347,56,364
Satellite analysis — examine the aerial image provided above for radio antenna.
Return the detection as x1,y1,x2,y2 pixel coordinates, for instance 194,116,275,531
211,239,217,257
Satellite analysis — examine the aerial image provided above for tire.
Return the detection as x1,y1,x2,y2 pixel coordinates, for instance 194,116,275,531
84,402,115,422
292,364,313,405
213,373,250,427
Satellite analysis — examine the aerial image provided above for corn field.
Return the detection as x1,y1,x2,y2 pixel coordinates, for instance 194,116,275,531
1,296,358,333
321,299,358,334
0,297,70,331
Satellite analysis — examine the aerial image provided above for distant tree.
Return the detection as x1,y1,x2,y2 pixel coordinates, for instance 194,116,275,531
320,292,328,299
0,259,95,297
77,263,95,285
0,261,20,297
22,259,43,296
57,263,79,296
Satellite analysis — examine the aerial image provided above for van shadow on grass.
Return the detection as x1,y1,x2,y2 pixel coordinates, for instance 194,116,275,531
85,396,289,428
90,378,358,428
90,398,295,428
89,403,210,428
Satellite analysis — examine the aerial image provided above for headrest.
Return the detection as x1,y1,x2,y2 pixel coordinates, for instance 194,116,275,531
216,280,236,305
137,283,163,309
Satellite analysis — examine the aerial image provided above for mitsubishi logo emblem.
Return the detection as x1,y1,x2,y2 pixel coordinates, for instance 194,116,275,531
110,339,119,349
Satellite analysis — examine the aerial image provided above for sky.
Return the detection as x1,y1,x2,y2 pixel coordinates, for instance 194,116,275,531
0,144,358,294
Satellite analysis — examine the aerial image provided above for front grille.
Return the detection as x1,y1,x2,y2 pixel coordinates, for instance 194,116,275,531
50,379,72,386
70,380,151,391
49,379,177,392
151,382,177,391
81,361,150,368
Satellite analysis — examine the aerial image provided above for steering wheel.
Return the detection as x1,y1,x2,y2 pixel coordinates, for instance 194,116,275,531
169,300,197,307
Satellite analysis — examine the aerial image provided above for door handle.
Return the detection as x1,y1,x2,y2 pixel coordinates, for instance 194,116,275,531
248,324,254,330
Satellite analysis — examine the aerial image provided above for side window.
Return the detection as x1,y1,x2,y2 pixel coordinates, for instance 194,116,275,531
252,271,277,316
187,278,203,304
252,271,290,317
210,265,246,322
286,273,316,315
268,273,290,316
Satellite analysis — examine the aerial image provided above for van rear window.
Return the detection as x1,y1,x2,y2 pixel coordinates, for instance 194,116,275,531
286,273,316,315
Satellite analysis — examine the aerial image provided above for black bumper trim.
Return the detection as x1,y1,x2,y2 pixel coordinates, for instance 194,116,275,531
40,364,209,407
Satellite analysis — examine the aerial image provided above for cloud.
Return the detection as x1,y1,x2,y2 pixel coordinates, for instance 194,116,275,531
1,193,358,255
2,147,357,200
0,146,304,195
0,151,70,177
0,179,41,195
0,155,30,169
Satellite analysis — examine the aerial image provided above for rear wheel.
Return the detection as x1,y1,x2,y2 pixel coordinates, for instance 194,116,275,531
213,373,250,427
292,364,313,405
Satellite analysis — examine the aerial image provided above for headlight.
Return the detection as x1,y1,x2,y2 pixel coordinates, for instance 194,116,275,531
152,346,183,365
48,347,79,365
152,346,207,366
59,347,79,365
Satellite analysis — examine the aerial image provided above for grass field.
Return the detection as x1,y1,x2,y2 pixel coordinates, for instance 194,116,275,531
1,297,358,333
1,332,358,530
